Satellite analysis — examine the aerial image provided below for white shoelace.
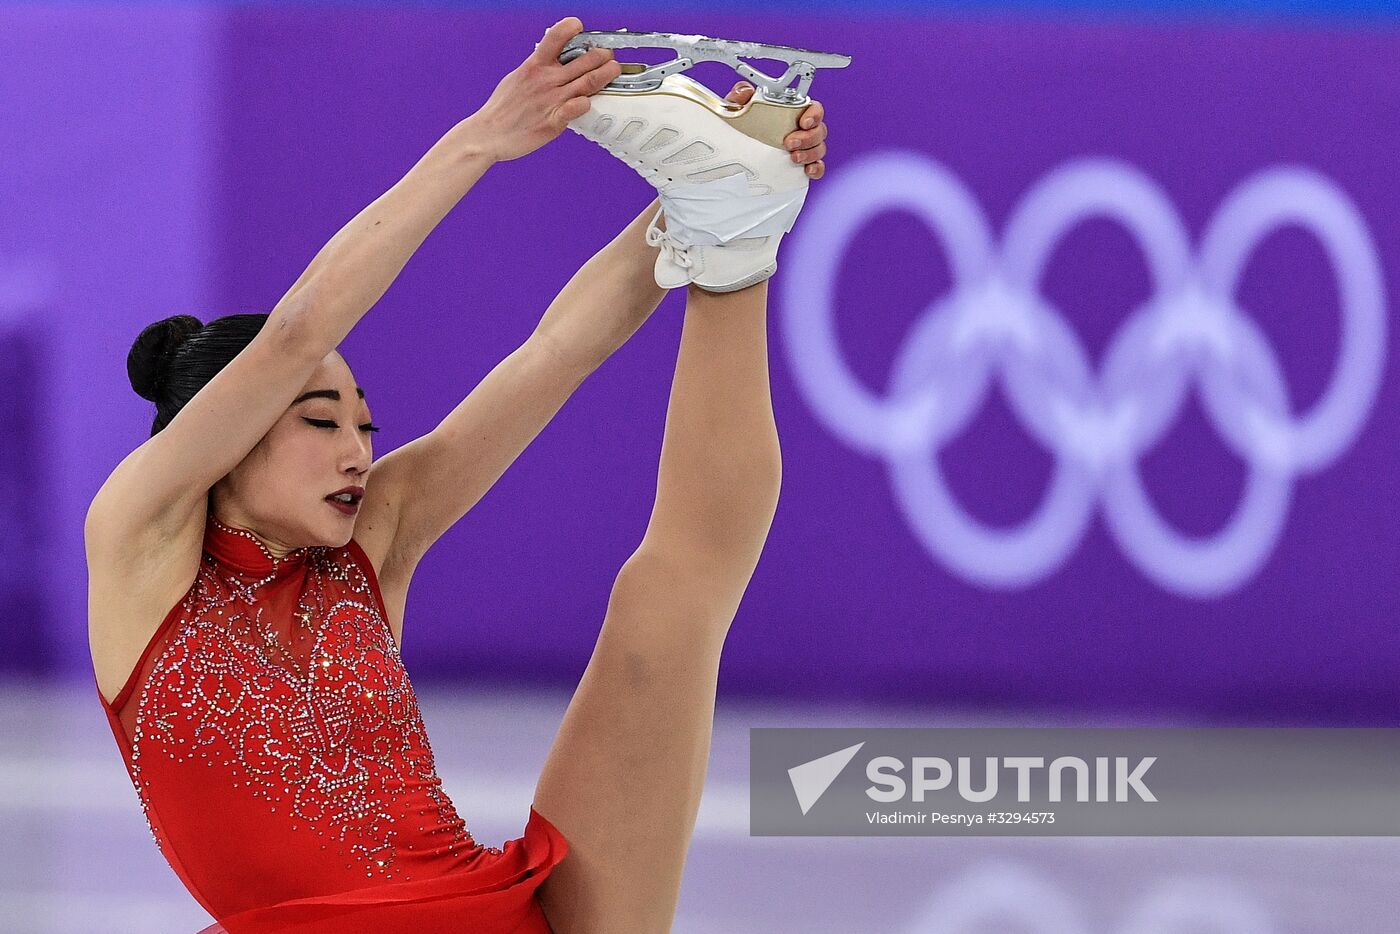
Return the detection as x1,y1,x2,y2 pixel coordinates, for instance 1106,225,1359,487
644,205,693,270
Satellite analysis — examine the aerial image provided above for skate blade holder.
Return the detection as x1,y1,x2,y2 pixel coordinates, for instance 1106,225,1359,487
559,30,851,108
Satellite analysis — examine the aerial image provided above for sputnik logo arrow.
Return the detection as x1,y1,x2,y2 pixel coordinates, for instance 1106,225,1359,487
788,742,865,815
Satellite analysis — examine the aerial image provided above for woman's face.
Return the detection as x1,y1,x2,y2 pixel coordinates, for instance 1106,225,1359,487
213,351,375,551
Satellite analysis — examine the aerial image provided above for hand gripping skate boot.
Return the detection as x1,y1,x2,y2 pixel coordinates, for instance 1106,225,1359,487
559,30,852,292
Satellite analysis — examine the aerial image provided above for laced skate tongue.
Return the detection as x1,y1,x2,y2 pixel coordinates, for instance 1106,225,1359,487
647,207,774,291
654,250,695,290
645,210,696,288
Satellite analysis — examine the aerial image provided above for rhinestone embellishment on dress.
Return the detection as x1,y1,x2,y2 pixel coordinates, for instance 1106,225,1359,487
127,518,501,883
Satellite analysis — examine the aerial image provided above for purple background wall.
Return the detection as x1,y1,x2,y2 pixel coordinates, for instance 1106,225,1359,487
1,5,218,674
8,6,1397,722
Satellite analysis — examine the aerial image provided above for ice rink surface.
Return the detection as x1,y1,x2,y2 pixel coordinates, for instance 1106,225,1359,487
2,678,1395,933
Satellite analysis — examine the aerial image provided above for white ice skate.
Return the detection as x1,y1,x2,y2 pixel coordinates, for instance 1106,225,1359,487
559,30,851,292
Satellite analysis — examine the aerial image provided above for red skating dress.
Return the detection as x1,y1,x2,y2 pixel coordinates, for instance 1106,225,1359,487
96,512,569,933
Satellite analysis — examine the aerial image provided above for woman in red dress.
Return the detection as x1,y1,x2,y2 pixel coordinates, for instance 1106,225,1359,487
86,17,828,933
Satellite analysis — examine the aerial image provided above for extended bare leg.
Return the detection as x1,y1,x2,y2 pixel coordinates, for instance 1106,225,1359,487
532,269,782,933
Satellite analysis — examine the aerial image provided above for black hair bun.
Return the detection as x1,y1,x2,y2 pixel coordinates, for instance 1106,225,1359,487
127,315,203,402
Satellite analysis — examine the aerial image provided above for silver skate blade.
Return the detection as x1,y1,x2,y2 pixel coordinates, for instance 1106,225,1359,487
559,30,852,105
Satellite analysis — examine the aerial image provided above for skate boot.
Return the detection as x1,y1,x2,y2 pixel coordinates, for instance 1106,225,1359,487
559,30,851,292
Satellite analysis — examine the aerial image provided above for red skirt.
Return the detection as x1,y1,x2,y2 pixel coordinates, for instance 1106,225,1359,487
197,808,568,933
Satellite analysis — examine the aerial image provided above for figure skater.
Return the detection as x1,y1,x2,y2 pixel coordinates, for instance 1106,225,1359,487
87,16,831,933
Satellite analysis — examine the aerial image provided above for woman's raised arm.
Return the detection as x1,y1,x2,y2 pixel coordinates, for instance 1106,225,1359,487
89,17,619,537
88,123,498,539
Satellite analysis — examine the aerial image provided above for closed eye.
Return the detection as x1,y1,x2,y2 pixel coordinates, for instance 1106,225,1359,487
303,417,381,433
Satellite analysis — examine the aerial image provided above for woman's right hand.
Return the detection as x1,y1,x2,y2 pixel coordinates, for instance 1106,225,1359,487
466,17,621,163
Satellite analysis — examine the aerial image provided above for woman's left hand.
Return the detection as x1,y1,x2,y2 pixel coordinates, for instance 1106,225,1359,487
724,82,828,180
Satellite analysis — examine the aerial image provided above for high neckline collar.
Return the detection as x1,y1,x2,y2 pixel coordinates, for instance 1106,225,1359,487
204,513,325,578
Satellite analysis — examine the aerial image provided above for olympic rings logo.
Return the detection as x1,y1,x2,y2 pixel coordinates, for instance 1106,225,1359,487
780,153,1387,598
